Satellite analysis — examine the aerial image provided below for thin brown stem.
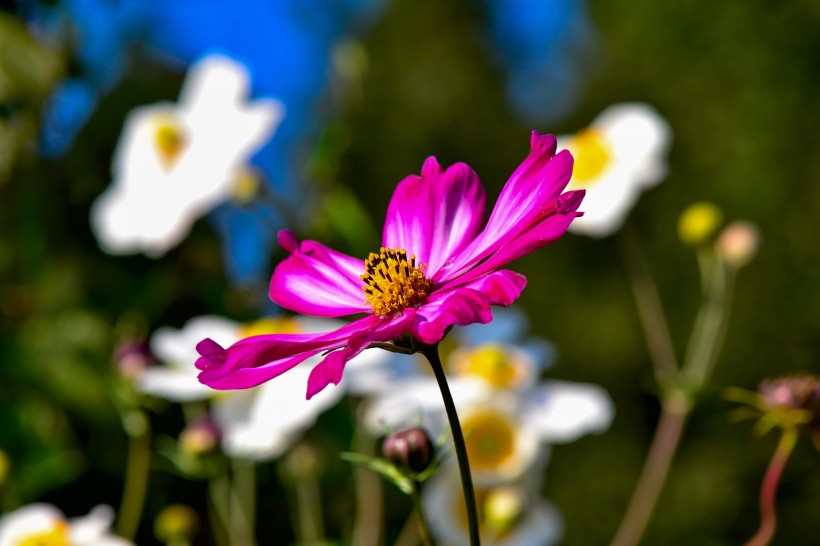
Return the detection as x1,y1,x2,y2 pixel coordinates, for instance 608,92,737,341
609,395,690,546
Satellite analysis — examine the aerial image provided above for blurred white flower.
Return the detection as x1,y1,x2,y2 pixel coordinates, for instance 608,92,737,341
560,102,672,237
90,54,284,256
138,315,357,461
344,308,552,397
424,465,562,546
366,376,612,483
0,504,130,546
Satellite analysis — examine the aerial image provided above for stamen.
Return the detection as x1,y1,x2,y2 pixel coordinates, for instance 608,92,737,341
361,247,434,316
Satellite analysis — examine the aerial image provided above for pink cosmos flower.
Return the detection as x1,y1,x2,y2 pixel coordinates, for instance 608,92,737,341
196,132,584,399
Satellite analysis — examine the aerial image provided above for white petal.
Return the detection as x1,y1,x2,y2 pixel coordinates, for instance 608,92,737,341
0,504,65,546
522,381,614,443
215,362,343,461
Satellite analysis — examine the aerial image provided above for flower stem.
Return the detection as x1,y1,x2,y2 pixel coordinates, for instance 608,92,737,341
421,344,480,546
609,392,690,546
351,419,384,546
744,428,798,546
411,480,434,546
116,410,151,541
229,459,257,546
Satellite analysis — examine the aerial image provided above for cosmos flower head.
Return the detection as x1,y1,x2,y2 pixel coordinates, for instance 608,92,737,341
559,102,672,237
0,504,130,546
90,54,284,257
196,132,585,399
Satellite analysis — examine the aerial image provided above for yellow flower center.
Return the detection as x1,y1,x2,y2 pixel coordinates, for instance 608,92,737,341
361,248,434,317
153,118,186,168
16,521,70,546
457,344,521,389
229,168,261,205
463,410,516,470
567,128,612,185
238,317,302,337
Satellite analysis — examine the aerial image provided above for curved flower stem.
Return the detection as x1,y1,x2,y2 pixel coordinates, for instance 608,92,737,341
744,427,799,546
609,392,690,546
116,410,151,540
352,415,384,546
620,227,679,387
421,344,480,546
229,459,257,546
411,481,434,546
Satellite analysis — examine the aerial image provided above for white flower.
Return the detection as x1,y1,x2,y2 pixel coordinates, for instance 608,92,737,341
91,54,284,256
366,376,612,483
560,102,672,237
0,504,130,546
139,315,381,461
423,465,563,546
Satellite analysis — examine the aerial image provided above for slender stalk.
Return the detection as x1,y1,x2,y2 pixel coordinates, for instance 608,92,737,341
394,512,421,546
351,419,384,546
421,344,480,546
609,394,689,546
293,474,325,545
744,428,799,546
620,227,679,386
411,481,434,546
116,411,151,540
207,473,231,546
229,459,257,546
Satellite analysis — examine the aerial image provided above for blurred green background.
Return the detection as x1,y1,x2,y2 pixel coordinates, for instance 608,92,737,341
1,0,819,544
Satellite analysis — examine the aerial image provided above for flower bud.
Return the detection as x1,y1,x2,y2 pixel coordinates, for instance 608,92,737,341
758,374,820,413
154,504,199,544
678,202,723,246
716,221,759,268
382,427,435,474
179,415,221,457
114,340,157,380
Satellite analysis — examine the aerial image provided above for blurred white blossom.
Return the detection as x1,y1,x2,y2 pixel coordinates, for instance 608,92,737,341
0,504,130,546
91,54,284,256
139,315,360,461
560,102,672,237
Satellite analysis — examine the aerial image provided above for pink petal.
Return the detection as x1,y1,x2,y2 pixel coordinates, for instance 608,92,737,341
441,191,585,289
306,310,416,398
196,317,376,389
382,159,486,276
435,133,574,283
269,230,369,317
411,270,527,345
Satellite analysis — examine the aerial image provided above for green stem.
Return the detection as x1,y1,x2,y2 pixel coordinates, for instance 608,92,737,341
351,418,384,546
620,227,679,387
421,344,480,546
116,411,151,540
682,251,734,388
609,393,690,546
744,428,799,546
207,473,231,546
411,481,434,546
229,459,257,546
293,474,324,545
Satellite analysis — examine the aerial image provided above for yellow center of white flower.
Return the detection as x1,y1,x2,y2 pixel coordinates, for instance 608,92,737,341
238,317,302,337
361,248,434,317
568,128,612,185
229,168,261,205
15,521,70,546
463,410,516,470
457,344,523,389
153,118,186,168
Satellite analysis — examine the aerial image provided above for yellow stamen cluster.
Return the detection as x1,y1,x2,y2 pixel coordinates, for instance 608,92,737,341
361,247,433,316
463,411,516,470
238,317,301,337
568,128,612,185
461,344,520,389
154,119,186,168
17,521,70,546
